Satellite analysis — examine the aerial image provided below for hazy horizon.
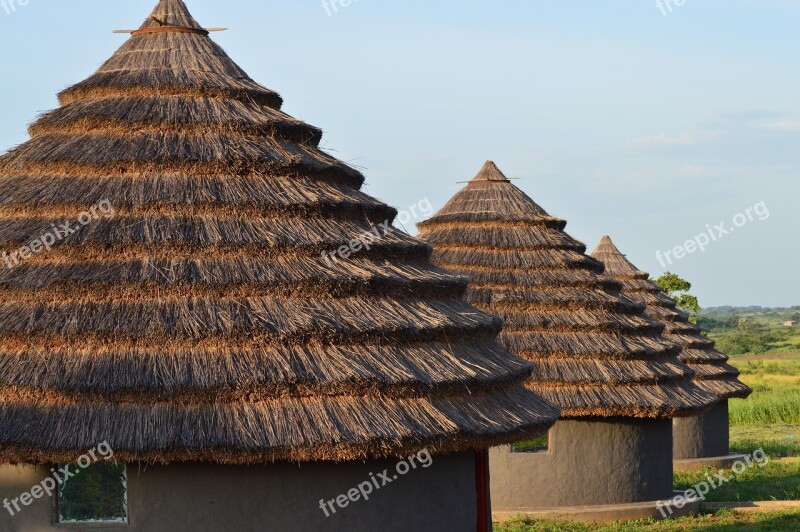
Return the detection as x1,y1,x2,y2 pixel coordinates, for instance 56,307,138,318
1,0,797,307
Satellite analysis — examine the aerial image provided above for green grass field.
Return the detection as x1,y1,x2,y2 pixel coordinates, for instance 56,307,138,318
673,460,800,502
730,425,800,458
494,510,800,531
700,307,800,357
701,351,800,503
671,313,800,515
730,358,800,426
493,309,800,531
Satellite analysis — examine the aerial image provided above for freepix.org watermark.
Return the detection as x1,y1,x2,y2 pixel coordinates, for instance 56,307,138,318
3,442,115,517
655,201,769,268
322,0,360,16
2,199,114,270
658,448,770,518
657,0,687,16
321,198,432,266
1,0,30,15
318,448,433,518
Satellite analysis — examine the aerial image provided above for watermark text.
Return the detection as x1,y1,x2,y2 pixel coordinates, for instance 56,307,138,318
4,442,115,517
2,199,114,270
318,448,433,517
658,448,769,517
656,201,769,267
657,0,687,16
321,198,432,266
1,0,31,15
322,0,360,16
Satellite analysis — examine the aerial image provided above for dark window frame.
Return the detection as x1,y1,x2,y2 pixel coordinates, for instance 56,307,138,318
510,430,551,454
52,461,129,526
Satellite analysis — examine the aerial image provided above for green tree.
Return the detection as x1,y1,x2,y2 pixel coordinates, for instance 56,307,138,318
654,271,701,316
738,317,753,332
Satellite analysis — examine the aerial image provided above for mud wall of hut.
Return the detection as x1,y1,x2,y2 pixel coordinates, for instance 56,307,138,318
490,418,674,508
673,401,731,459
0,452,478,532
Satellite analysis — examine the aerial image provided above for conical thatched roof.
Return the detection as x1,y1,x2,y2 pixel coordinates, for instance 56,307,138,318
0,2,558,465
418,161,717,419
591,236,751,401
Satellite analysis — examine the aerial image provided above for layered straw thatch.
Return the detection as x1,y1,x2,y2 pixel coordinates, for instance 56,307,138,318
418,161,718,419
0,0,559,465
591,236,751,401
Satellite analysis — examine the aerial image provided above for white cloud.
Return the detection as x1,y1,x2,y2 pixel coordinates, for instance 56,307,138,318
629,130,718,147
627,111,800,153
760,120,800,131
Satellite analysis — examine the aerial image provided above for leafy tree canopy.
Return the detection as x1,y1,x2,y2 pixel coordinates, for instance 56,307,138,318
654,271,701,315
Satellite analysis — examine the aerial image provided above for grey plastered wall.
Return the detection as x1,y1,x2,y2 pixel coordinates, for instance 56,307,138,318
490,418,674,508
0,452,477,532
673,400,730,459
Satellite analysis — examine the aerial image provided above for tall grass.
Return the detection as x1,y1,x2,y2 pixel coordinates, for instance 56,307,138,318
730,386,800,426
731,439,800,458
739,359,800,376
674,461,800,502
731,356,800,426
493,511,800,531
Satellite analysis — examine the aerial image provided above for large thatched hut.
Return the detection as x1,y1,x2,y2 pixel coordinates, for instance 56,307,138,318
418,161,716,512
591,236,751,467
0,3,559,531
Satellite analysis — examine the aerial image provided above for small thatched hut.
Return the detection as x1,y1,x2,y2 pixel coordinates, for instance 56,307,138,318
592,236,752,465
0,3,559,531
418,161,716,511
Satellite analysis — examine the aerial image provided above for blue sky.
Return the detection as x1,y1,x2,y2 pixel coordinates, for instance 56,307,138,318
0,0,797,307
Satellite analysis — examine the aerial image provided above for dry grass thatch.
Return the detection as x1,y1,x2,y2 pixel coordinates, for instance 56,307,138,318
0,0,560,465
591,235,752,402
418,161,718,420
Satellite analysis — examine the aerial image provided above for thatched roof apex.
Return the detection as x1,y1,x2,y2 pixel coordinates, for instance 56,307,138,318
0,2,559,465
471,161,510,183
593,235,650,280
142,0,204,30
55,0,287,112
418,164,567,230
591,235,752,402
419,162,717,419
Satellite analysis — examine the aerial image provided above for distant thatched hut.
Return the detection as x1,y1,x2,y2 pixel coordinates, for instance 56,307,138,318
418,162,715,512
0,3,559,531
592,236,752,466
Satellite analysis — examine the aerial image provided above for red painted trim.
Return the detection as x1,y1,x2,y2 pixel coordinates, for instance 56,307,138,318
475,449,490,532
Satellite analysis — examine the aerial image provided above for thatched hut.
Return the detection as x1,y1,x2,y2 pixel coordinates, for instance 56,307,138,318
418,161,716,512
591,236,751,467
0,4,559,531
